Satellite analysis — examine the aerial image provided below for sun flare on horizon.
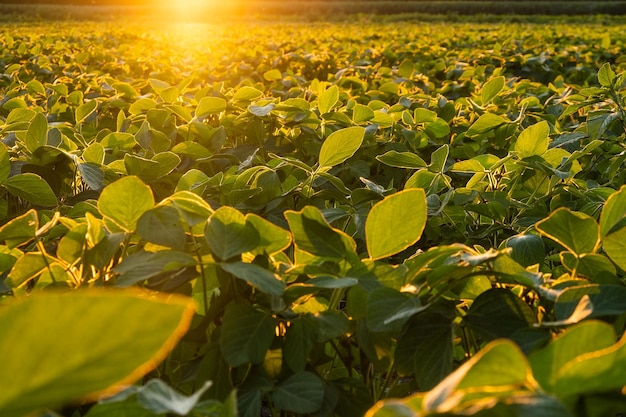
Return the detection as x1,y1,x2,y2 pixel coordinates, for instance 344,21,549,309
156,0,243,22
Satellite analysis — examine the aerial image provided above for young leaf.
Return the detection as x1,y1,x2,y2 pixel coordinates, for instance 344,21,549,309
318,85,339,114
0,290,195,417
481,76,505,104
376,150,427,169
318,126,365,168
465,113,508,136
4,173,57,207
75,100,98,124
598,62,616,88
514,120,549,158
220,304,276,367
98,176,155,233
535,208,599,256
23,112,48,153
366,189,427,260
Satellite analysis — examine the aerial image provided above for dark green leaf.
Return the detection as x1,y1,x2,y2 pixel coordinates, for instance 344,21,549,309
272,371,324,414
220,304,276,367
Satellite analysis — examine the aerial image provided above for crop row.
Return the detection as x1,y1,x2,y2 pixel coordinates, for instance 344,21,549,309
1,16,626,417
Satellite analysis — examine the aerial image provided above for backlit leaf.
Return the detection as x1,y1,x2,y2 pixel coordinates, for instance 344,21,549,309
366,189,427,260
4,173,57,207
0,290,195,417
535,208,599,256
98,176,155,233
514,120,549,158
204,206,260,260
319,126,365,167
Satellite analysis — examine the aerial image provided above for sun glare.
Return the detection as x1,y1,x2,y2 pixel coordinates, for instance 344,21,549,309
157,0,225,22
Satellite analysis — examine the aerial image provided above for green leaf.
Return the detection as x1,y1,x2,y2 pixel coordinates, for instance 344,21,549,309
220,261,285,295
307,276,359,288
318,85,339,114
481,76,505,104
75,100,98,124
98,176,155,233
163,191,213,227
0,290,195,417
535,208,599,256
598,62,616,87
429,144,449,173
352,103,375,123
113,250,196,287
366,287,426,333
57,223,88,265
375,150,427,169
465,112,508,136
220,304,276,366
5,252,57,288
464,288,536,342
603,226,626,271
366,189,427,260
422,340,531,413
284,318,317,372
4,173,57,207
0,144,10,183
128,98,157,115
311,311,350,342
0,209,38,249
551,327,626,398
319,126,365,167
77,163,105,191
560,252,616,279
600,185,626,237
245,213,292,255
554,285,626,322
233,86,263,102
396,312,454,390
175,168,210,194
504,233,545,267
529,320,618,395
514,120,549,158
205,206,260,260
135,379,212,415
196,96,227,118
23,112,48,153
137,205,186,250
272,371,324,414
398,58,414,79
285,206,356,260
